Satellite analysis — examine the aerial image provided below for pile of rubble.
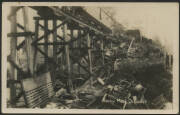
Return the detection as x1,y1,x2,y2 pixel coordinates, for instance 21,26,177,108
46,35,172,109
45,77,147,109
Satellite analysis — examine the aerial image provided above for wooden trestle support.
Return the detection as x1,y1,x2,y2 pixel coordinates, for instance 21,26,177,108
7,6,113,107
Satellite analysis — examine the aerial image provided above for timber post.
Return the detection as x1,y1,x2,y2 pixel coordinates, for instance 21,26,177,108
63,24,73,92
44,19,49,71
9,6,18,107
87,33,93,87
22,6,34,75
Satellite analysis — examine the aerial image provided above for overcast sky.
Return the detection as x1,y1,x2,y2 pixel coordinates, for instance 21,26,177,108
112,3,179,54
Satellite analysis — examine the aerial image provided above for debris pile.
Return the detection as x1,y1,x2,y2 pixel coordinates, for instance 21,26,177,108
101,78,147,109
48,30,172,109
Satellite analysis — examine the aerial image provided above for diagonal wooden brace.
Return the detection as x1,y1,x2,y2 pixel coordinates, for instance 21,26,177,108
32,18,69,45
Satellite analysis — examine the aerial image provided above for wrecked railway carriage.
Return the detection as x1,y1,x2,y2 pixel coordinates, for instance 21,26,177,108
7,6,173,109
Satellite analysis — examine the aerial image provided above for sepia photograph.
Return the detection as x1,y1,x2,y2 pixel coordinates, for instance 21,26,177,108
1,2,179,114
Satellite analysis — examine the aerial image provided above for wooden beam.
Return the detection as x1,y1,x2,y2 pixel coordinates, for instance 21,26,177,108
87,33,93,87
7,32,34,37
56,47,65,55
36,42,65,45
22,6,34,74
67,31,88,45
17,23,25,30
39,23,51,33
39,23,65,42
44,19,48,69
57,35,65,41
9,6,18,107
70,29,74,74
69,55,91,75
39,23,64,43
53,19,57,62
16,40,26,50
63,24,73,92
33,16,62,20
101,39,104,65
49,7,111,36
52,19,57,83
83,56,89,65
78,30,81,76
69,47,91,50
74,31,78,48
31,19,68,45
33,20,39,74
127,37,135,53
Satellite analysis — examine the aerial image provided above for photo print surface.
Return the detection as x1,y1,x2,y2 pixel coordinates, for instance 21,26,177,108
1,2,179,114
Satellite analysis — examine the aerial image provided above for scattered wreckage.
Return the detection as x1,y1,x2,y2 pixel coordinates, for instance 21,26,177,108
43,36,172,109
